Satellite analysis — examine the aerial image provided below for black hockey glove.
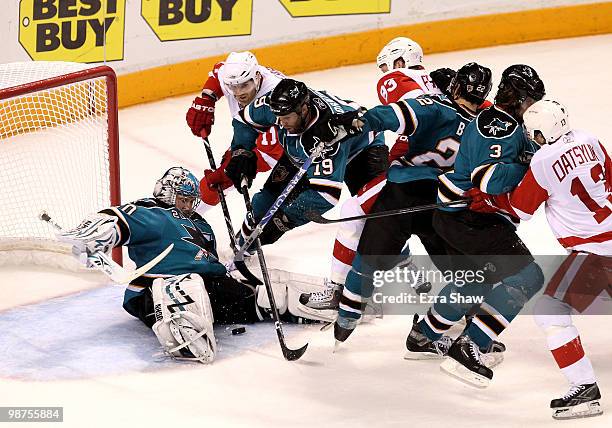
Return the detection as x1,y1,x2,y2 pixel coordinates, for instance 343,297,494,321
430,67,456,95
225,148,258,192
259,210,296,245
331,109,365,137
517,139,539,165
307,117,339,147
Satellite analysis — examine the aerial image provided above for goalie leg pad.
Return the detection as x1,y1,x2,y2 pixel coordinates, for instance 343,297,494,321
151,274,217,364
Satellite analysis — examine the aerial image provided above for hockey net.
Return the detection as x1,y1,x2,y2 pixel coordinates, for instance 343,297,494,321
0,62,121,270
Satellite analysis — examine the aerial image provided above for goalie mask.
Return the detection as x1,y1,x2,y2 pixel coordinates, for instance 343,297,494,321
153,167,201,216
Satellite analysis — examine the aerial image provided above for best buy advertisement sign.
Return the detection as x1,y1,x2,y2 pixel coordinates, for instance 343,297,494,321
19,0,126,62
141,0,253,41
279,0,390,17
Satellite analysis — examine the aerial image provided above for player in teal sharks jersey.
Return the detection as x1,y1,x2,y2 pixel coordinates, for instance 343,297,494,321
57,167,326,364
413,65,548,388
223,78,389,247
329,63,493,342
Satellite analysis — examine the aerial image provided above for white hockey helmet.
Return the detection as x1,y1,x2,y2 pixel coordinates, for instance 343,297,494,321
376,37,424,70
221,51,259,86
523,99,570,145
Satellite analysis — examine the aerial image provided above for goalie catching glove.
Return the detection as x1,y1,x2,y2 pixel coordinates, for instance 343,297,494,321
56,213,120,266
151,274,217,364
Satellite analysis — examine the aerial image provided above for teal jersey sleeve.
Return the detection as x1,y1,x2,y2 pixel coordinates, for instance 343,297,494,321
102,199,227,278
361,96,442,136
231,95,278,151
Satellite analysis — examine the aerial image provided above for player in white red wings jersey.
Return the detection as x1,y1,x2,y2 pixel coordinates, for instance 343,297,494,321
299,37,443,315
376,66,440,104
469,99,609,420
186,51,285,211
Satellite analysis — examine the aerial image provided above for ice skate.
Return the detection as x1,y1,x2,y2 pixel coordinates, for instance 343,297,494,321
404,314,452,360
299,279,343,310
551,383,603,420
440,335,493,388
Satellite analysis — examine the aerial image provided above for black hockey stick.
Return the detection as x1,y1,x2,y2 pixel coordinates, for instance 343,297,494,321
240,178,308,361
234,141,326,263
201,135,262,286
306,199,470,224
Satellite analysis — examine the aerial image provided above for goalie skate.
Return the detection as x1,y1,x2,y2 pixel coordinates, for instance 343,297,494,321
551,383,603,420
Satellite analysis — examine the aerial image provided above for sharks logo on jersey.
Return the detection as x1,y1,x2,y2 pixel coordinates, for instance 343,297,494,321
309,135,340,161
181,224,215,261
477,107,518,139
484,118,512,136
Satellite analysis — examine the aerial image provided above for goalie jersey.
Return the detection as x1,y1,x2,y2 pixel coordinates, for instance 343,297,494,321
101,198,227,281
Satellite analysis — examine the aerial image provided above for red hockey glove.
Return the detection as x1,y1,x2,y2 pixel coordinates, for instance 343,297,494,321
466,188,499,214
186,94,216,137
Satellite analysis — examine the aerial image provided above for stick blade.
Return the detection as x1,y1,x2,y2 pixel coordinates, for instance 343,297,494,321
305,210,332,224
283,343,308,361
234,260,263,286
114,243,174,283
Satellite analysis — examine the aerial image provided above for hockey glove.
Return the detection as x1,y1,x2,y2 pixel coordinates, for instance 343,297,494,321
259,210,296,245
186,93,216,137
466,188,499,214
430,68,456,95
57,213,120,266
332,109,365,137
204,150,233,189
225,148,258,192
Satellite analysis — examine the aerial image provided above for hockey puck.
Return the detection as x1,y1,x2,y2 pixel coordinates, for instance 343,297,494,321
232,327,246,335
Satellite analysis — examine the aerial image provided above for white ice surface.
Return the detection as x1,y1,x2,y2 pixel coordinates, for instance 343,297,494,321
1,35,611,428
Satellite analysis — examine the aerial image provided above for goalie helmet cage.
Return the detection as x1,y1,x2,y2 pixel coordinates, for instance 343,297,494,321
0,62,121,269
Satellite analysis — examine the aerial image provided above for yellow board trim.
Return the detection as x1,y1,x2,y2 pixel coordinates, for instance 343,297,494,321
117,2,612,108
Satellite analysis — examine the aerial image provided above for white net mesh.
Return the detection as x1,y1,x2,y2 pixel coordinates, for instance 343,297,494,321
0,61,118,268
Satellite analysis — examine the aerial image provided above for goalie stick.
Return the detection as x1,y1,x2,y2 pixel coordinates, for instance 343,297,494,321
305,199,470,224
240,179,308,361
200,133,262,286
39,211,173,284
234,141,326,263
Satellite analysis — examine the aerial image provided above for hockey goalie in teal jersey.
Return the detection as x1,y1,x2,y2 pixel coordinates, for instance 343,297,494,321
223,78,389,247
56,167,329,364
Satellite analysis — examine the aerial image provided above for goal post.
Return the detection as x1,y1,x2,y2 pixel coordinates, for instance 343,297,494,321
0,62,121,268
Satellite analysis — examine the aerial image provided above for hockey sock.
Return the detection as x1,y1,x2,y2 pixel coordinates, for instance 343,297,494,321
548,327,597,386
339,253,376,321
419,281,486,341
466,262,544,348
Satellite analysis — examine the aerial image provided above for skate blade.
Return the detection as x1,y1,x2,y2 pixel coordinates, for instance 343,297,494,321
481,352,504,369
440,358,491,388
552,401,603,420
296,303,337,323
403,351,445,361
